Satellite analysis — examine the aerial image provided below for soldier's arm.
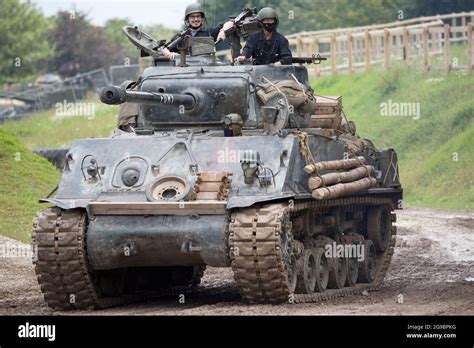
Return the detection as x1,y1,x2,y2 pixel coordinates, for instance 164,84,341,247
210,23,224,41
241,34,256,59
167,34,180,53
278,36,293,65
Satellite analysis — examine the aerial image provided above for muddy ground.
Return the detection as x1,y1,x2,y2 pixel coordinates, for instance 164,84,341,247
0,208,472,315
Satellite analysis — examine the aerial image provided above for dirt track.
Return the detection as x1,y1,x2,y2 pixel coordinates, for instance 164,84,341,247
0,208,472,315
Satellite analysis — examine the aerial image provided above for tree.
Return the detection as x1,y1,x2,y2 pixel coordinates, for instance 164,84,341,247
104,18,141,64
399,0,474,18
199,0,474,35
48,10,122,77
141,23,177,42
0,0,52,84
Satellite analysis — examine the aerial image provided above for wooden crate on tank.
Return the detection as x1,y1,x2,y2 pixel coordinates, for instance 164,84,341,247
310,96,342,129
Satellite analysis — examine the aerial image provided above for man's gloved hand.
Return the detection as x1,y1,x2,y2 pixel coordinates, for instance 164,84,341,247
161,47,177,61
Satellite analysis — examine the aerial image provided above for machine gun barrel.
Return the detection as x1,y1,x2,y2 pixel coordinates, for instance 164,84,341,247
165,28,191,51
292,55,328,64
100,86,196,109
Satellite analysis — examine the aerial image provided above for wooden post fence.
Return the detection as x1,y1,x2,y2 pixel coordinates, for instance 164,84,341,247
384,29,391,69
403,28,409,63
269,11,474,77
423,26,429,71
365,30,371,71
444,24,451,71
347,33,353,73
331,34,337,75
468,23,473,74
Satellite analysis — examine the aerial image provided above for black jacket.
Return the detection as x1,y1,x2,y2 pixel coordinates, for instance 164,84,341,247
169,24,223,53
241,30,293,65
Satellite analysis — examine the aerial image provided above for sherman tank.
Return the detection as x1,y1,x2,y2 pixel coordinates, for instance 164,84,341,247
32,17,402,309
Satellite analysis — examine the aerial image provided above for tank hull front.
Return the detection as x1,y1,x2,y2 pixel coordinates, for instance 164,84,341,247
87,214,229,270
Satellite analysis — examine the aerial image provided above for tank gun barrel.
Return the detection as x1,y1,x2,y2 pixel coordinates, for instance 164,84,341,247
100,85,196,109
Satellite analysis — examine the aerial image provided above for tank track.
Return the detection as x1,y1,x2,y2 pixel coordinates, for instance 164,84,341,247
32,208,205,310
33,196,396,309
229,196,396,304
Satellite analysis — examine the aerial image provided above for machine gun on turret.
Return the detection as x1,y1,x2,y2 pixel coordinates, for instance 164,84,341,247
165,28,192,53
216,7,259,60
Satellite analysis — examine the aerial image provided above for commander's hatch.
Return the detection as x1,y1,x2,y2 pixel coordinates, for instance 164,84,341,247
122,26,166,58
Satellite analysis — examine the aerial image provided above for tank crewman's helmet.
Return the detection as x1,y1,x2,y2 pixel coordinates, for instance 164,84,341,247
184,3,206,20
257,7,279,28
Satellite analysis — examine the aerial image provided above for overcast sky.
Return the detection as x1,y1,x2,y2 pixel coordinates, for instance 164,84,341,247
31,0,208,29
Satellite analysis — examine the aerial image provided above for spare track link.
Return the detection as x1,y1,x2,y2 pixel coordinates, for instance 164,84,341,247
228,197,397,304
32,208,206,310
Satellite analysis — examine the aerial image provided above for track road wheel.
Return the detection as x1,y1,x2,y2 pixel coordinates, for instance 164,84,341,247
367,206,392,252
296,249,317,294
327,255,347,289
358,240,376,283
346,255,360,286
286,254,298,294
313,247,329,292
279,211,298,297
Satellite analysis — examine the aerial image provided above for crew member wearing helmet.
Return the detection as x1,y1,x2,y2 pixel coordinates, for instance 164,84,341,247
237,7,292,66
162,3,230,60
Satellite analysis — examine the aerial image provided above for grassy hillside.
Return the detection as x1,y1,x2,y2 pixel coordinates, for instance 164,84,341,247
0,129,60,242
312,65,473,210
2,97,118,148
0,98,117,242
